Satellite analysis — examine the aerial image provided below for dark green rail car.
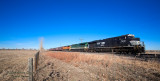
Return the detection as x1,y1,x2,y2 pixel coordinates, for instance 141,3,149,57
70,42,88,51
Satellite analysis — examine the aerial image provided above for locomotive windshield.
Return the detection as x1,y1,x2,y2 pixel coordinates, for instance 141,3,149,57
130,40,140,45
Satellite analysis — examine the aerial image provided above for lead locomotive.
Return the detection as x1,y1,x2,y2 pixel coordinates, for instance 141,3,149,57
87,34,145,54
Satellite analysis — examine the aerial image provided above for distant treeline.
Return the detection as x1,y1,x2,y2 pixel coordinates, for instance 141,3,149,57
0,48,38,51
146,50,160,52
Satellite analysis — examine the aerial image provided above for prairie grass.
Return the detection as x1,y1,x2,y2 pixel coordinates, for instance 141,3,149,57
44,51,160,80
45,51,160,70
46,51,110,66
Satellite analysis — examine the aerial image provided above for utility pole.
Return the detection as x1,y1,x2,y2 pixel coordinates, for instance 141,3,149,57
79,38,83,43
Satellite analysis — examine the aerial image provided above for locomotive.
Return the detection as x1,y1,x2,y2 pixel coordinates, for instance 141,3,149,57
49,34,145,54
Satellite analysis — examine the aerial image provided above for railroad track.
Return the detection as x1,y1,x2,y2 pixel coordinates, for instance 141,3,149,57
137,53,160,58
133,53,160,62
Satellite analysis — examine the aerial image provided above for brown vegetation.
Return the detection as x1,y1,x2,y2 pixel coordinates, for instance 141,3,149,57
1,50,160,81
45,51,160,81
146,50,160,54
0,50,37,81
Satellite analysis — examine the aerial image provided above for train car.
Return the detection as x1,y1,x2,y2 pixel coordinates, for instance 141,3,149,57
70,42,88,52
62,46,70,51
49,47,63,51
48,48,56,51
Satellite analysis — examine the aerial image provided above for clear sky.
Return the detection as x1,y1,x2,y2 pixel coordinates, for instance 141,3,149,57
0,0,160,50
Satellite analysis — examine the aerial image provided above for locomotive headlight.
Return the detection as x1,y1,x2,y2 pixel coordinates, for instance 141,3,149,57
130,41,140,45
121,40,126,43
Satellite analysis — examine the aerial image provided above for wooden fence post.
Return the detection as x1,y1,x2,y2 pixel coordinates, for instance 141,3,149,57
35,51,39,71
28,58,33,81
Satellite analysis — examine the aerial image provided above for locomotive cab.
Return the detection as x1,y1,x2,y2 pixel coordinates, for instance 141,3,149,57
119,34,145,54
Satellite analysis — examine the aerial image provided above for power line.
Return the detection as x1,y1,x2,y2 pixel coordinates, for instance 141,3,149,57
79,38,83,43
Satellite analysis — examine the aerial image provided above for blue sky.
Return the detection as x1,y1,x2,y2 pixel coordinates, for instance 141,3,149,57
0,0,160,50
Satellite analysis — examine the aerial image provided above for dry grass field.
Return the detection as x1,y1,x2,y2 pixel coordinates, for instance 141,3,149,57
35,51,160,81
0,50,37,81
0,50,160,81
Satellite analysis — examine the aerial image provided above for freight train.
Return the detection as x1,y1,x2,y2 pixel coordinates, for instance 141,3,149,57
49,34,145,54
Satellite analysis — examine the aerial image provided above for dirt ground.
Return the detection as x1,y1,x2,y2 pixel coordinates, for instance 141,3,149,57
0,50,160,81
0,50,37,81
